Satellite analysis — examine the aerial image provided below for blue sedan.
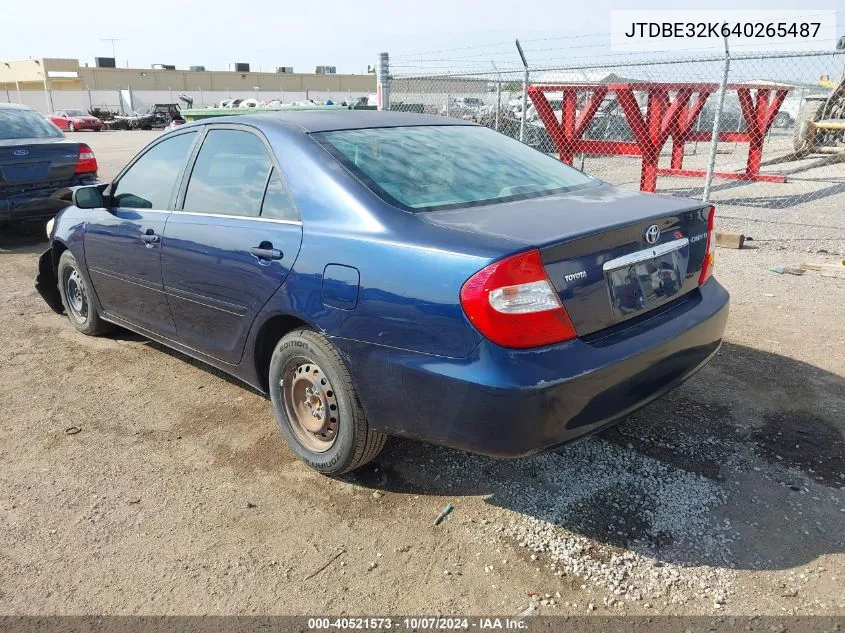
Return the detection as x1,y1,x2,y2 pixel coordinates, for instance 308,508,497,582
36,111,729,475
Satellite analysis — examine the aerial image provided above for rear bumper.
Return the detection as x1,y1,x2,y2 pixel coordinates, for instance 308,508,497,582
0,175,97,224
334,279,730,457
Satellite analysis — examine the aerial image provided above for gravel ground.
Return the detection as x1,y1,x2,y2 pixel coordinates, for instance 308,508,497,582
0,130,843,616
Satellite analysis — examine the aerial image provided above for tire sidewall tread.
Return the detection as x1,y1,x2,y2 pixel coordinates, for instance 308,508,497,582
56,250,109,336
269,328,385,475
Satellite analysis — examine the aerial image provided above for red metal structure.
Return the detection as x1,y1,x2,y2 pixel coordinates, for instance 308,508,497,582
527,82,791,193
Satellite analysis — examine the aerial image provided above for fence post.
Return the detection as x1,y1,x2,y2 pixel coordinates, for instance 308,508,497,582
490,61,503,132
495,81,501,131
703,38,730,202
515,39,529,143
377,52,390,111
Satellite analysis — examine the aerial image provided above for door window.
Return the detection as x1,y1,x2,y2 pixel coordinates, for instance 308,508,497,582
183,129,273,217
112,131,198,209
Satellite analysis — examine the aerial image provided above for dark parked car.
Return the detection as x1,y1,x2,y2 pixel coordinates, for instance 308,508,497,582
1,103,98,226
36,111,728,475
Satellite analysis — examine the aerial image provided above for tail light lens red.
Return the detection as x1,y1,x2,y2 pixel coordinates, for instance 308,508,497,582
460,249,577,349
74,143,98,174
699,205,716,285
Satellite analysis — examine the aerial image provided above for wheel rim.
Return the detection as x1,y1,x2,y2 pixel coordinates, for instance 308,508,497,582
68,123,74,131
280,356,339,453
64,267,88,323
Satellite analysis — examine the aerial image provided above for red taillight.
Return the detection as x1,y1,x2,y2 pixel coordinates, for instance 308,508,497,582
74,143,98,174
460,249,577,349
699,205,716,285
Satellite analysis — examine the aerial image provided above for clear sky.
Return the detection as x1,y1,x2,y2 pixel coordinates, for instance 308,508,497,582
1,0,842,74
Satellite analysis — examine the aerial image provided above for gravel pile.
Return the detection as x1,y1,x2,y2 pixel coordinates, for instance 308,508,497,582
416,429,741,607
492,439,736,605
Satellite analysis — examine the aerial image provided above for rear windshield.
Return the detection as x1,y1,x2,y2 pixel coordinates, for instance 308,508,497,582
313,125,598,212
0,108,63,140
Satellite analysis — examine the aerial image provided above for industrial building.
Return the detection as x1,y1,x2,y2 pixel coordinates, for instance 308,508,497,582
0,57,375,112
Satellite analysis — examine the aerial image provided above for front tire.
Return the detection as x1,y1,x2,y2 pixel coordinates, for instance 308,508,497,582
57,250,110,336
67,122,75,132
269,328,386,475
793,98,825,153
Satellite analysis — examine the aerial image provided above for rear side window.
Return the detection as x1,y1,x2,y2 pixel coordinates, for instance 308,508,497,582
183,129,272,217
113,131,198,209
314,125,598,212
261,168,299,221
0,108,63,140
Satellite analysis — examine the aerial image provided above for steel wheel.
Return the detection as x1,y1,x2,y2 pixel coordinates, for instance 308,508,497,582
63,267,88,323
280,356,339,453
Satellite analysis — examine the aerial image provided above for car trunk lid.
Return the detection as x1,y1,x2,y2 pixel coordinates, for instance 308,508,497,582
422,183,713,337
0,137,81,194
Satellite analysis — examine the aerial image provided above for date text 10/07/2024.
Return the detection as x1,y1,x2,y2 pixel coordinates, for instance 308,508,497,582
307,618,528,630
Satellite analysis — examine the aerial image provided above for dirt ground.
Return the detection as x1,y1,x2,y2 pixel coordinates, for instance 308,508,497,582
0,130,843,616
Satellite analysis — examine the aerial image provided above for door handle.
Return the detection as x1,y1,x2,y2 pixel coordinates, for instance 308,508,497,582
250,246,283,260
141,233,161,244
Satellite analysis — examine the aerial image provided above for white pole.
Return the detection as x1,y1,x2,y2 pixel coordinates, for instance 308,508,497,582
376,52,390,111
515,39,529,143
703,37,731,203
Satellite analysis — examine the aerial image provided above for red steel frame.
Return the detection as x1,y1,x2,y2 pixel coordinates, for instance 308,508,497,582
527,82,792,193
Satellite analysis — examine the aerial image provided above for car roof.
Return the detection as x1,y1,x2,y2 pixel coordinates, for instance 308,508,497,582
0,102,34,111
239,110,475,133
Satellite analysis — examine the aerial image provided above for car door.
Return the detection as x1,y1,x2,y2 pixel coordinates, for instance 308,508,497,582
161,125,303,364
84,129,199,337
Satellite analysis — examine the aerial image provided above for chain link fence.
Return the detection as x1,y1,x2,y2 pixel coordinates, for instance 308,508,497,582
386,50,845,216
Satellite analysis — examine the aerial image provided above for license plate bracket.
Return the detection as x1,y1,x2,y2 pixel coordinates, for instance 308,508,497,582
603,238,689,316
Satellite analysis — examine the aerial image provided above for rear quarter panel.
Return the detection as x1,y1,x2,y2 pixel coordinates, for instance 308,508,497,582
261,125,522,359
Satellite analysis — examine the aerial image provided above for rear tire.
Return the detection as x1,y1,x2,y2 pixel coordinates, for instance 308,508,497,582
57,250,110,336
793,98,825,152
269,328,386,475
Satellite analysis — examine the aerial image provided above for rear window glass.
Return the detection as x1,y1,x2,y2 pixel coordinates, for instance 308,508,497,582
0,108,63,140
313,125,598,212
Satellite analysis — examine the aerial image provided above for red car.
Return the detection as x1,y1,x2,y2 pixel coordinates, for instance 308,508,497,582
47,109,103,132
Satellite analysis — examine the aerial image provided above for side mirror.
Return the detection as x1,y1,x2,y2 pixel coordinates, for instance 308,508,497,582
72,185,105,209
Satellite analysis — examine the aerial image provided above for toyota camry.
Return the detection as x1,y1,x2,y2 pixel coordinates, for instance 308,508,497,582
36,111,729,475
